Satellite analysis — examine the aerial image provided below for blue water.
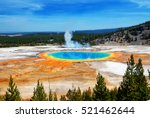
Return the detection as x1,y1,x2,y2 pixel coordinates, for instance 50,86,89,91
48,51,110,60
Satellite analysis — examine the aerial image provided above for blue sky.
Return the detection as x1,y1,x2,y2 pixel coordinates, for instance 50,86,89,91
0,0,150,32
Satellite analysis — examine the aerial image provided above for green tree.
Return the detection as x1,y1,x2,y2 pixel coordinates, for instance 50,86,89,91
117,55,150,101
5,76,21,101
53,92,58,101
92,73,110,101
148,70,150,80
0,88,4,101
109,87,118,101
75,87,82,101
0,95,3,101
31,80,47,101
135,59,150,100
48,89,53,101
66,87,82,101
82,87,92,101
66,89,72,100
60,95,67,101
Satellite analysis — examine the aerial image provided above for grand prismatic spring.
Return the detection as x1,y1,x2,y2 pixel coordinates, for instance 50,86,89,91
43,51,111,62
41,32,111,62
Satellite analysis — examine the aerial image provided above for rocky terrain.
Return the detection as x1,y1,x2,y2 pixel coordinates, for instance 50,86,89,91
94,21,150,45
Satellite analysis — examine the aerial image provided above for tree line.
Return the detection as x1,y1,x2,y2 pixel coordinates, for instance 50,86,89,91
0,32,110,47
0,33,65,47
0,55,150,101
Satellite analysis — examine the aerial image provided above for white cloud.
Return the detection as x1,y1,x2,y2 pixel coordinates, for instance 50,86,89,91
0,0,43,12
130,0,150,8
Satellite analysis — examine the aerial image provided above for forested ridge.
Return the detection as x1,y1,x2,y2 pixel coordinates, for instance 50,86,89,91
0,21,150,47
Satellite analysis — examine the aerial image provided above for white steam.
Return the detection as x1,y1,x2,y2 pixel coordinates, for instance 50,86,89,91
64,31,89,48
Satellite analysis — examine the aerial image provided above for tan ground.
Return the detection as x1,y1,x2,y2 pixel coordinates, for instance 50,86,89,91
0,51,150,100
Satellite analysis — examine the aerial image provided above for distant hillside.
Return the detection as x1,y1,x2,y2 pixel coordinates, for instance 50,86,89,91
0,21,149,47
75,28,119,34
93,21,150,45
0,28,120,47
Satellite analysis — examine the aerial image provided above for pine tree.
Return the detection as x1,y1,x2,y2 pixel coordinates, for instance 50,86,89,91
134,59,150,100
92,73,110,101
117,55,150,101
109,87,118,101
74,87,82,101
0,88,4,101
0,95,3,100
53,92,58,101
5,76,21,101
48,89,53,101
66,87,82,101
60,95,67,101
66,89,73,100
31,80,47,101
148,70,150,80
82,87,92,101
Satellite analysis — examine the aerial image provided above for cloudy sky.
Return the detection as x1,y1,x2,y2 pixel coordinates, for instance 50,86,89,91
0,0,150,32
